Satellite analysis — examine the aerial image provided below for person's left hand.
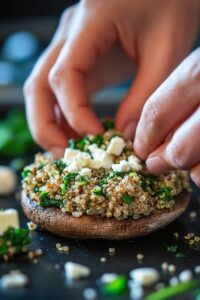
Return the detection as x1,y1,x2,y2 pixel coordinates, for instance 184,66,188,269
134,48,200,187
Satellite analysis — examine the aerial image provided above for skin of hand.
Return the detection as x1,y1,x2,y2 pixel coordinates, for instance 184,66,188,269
134,48,200,187
24,0,200,158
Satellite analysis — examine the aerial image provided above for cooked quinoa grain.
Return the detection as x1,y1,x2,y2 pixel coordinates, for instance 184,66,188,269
22,129,190,221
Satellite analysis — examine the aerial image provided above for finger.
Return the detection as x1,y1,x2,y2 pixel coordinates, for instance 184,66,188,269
190,164,200,187
24,6,77,158
49,6,117,135
115,26,197,140
145,106,200,173
134,48,200,159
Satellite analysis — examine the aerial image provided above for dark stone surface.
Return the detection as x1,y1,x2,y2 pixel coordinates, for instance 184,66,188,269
0,175,200,300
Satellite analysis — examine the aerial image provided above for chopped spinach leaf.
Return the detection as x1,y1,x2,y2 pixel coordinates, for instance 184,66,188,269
156,184,173,201
122,194,134,204
93,186,103,196
0,227,31,258
21,168,31,179
54,160,66,173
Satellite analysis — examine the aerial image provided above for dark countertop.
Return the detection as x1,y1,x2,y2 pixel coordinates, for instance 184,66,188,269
0,173,200,300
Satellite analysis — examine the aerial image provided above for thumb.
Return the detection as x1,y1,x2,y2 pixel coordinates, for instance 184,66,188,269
115,43,186,140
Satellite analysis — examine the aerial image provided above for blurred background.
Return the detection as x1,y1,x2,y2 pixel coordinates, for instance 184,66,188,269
0,0,199,161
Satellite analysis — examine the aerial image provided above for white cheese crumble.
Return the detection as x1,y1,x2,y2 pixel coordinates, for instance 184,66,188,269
130,268,160,286
88,144,113,169
0,166,17,195
0,209,19,234
0,273,28,288
107,137,125,156
112,160,131,172
64,262,91,280
79,168,92,178
63,149,91,171
128,155,142,171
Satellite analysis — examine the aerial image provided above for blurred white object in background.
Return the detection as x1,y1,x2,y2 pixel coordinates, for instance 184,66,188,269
2,31,39,62
0,166,17,194
0,209,19,234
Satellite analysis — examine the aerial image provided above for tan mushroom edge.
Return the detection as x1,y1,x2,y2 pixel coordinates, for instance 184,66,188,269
21,190,190,240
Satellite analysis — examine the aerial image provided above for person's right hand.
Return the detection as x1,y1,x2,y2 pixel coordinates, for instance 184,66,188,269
24,0,199,158
134,48,200,187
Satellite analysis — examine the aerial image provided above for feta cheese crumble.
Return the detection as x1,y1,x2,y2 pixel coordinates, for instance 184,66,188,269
64,262,91,280
107,137,125,156
128,155,142,171
130,268,160,286
0,209,19,234
112,160,131,172
0,273,28,288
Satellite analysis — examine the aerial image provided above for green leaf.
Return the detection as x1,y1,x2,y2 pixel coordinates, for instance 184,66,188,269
0,227,31,258
156,184,173,201
93,186,103,196
122,194,134,204
21,168,32,179
54,160,66,173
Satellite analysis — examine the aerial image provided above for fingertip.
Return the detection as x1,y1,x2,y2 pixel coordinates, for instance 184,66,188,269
68,108,104,136
146,156,169,174
50,146,65,159
133,137,149,160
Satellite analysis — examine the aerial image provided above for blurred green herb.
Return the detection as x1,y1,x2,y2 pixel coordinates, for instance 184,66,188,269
0,109,36,157
101,275,127,296
0,227,31,259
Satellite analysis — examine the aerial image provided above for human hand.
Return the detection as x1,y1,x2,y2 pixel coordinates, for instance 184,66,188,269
134,48,200,187
24,0,199,158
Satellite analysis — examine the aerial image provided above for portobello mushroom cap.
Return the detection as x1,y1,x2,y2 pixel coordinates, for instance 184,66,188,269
21,190,190,240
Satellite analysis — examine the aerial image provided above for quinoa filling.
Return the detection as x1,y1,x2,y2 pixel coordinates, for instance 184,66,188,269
22,123,190,220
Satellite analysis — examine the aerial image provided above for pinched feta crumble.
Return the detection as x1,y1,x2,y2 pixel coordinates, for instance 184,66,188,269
107,137,125,156
128,155,142,171
64,262,91,280
112,160,131,172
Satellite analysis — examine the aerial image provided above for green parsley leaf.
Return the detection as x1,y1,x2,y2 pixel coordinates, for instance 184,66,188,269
54,160,66,173
93,186,103,196
156,184,173,201
122,194,134,204
0,227,31,258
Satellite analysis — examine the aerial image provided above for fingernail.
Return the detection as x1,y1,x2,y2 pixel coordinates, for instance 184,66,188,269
134,137,149,160
123,121,137,140
50,146,65,159
146,156,169,174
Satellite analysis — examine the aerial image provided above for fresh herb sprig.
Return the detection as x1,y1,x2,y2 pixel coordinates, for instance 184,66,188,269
0,227,31,260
